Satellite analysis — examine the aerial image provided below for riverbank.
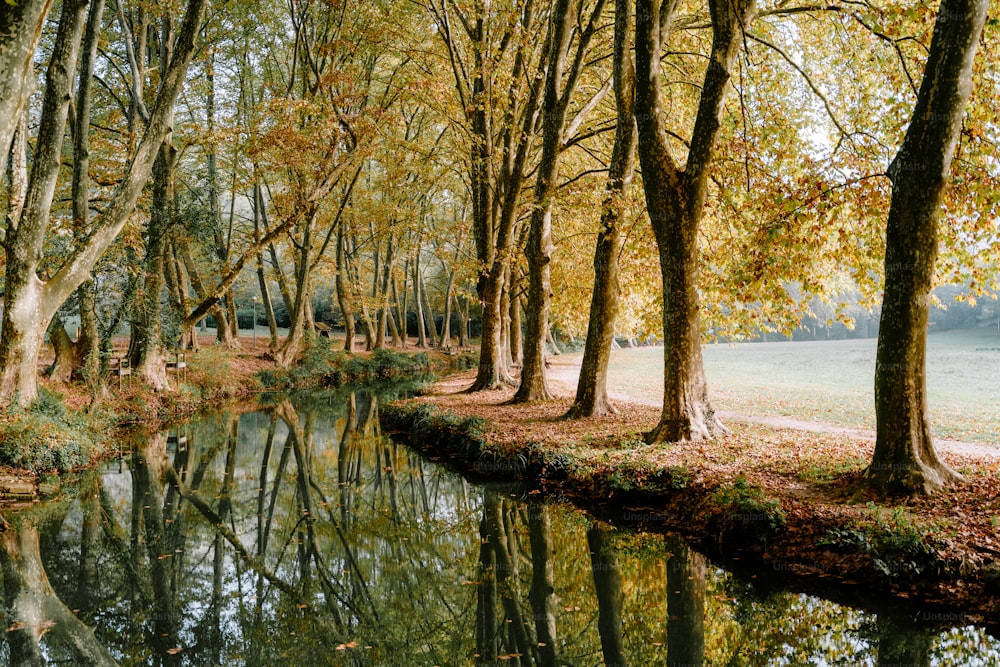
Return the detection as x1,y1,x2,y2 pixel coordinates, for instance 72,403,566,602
381,369,1000,627
0,337,468,501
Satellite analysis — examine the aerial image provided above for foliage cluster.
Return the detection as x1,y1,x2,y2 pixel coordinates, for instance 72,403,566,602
258,338,436,389
820,503,942,577
0,389,104,472
604,456,691,494
705,477,787,547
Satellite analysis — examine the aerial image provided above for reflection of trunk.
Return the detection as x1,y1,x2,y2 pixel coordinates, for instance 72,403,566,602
132,433,182,665
484,494,534,661
528,505,558,667
338,394,359,524
587,524,627,667
77,475,102,615
876,613,931,667
569,0,636,418
666,536,705,667
476,500,500,664
0,524,118,666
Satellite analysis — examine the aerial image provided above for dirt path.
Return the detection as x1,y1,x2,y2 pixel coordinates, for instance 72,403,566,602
544,355,1000,460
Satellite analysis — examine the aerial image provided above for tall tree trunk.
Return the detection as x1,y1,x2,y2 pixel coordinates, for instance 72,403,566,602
0,1,54,177
129,138,175,391
635,0,756,442
867,0,986,495
275,213,315,366
568,0,636,418
514,0,607,403
420,272,439,346
458,295,470,348
0,0,89,405
439,269,455,349
4,102,29,228
70,0,107,394
509,271,523,366
336,226,357,353
413,257,428,348
253,183,279,350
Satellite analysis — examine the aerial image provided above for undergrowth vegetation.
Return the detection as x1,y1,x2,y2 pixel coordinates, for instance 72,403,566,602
820,503,942,577
0,389,107,472
258,338,440,389
705,477,787,546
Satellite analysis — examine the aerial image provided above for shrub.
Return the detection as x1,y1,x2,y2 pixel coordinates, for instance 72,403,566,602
707,477,786,546
819,503,941,577
0,412,100,472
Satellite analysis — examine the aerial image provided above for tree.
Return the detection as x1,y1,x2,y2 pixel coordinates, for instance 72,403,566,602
423,0,549,390
866,0,988,495
567,0,637,418
0,0,208,408
634,0,757,442
511,0,608,403
0,1,54,178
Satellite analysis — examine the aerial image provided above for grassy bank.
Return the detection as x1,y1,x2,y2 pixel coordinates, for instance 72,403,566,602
382,371,1000,621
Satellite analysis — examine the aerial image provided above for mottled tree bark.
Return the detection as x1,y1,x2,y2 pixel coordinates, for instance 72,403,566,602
635,0,755,442
129,139,175,391
0,0,54,177
867,0,986,495
0,0,89,405
568,0,637,418
513,0,607,403
0,0,208,408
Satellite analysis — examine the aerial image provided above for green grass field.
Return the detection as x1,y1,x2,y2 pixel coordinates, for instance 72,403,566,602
594,328,1000,446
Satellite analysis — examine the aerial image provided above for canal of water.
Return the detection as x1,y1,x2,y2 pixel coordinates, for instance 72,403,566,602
1,386,998,665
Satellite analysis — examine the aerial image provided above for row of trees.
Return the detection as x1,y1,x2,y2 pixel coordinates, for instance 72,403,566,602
2,0,998,493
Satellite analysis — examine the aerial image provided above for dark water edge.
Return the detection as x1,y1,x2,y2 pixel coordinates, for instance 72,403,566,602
0,385,997,666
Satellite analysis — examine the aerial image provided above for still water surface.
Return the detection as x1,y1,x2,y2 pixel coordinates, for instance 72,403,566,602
2,387,998,665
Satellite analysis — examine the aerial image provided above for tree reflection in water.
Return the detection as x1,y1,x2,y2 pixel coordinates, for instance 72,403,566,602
0,387,998,665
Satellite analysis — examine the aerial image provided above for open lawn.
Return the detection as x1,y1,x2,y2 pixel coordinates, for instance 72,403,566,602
587,328,1000,446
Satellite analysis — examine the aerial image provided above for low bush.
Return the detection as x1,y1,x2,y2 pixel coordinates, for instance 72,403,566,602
0,392,104,472
258,341,436,389
706,477,786,547
819,503,941,577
